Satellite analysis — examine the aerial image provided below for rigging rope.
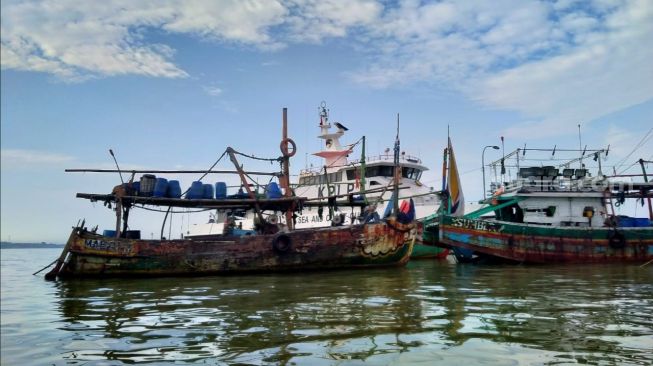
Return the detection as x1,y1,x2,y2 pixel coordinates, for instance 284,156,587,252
615,128,653,174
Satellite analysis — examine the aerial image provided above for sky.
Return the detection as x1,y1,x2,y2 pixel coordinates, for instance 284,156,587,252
1,0,652,243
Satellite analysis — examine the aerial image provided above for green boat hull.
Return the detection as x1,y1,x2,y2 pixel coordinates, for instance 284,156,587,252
411,222,449,259
439,215,653,264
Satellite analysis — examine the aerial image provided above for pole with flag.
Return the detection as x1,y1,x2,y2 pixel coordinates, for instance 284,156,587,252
446,136,465,216
393,114,400,216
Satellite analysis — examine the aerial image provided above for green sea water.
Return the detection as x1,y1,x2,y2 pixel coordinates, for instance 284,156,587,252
2,248,652,365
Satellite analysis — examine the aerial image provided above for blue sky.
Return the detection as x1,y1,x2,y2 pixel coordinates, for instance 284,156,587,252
2,0,652,242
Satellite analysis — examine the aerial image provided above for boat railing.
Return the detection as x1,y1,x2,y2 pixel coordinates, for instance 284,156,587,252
300,154,423,176
490,176,612,194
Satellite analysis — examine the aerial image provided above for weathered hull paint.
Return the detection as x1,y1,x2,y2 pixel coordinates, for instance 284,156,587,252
412,222,449,259
439,215,653,264
58,219,416,278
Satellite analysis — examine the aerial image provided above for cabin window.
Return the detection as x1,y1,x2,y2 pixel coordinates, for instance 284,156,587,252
300,176,318,185
401,167,422,180
546,206,556,217
364,165,395,178
402,167,412,178
346,169,355,180
379,165,393,177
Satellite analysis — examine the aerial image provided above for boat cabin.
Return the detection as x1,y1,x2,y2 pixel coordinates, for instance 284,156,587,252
298,160,425,187
485,148,613,227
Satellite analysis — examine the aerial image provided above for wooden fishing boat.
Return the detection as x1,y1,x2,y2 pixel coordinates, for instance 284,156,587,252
438,147,653,264
54,216,414,278
44,108,416,279
439,215,652,264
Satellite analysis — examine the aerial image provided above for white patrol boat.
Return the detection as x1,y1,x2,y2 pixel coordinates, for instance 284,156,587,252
290,102,438,228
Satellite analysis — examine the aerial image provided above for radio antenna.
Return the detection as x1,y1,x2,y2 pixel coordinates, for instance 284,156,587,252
578,124,583,168
109,149,125,184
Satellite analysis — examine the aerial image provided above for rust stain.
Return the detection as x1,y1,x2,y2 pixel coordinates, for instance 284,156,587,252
60,219,416,277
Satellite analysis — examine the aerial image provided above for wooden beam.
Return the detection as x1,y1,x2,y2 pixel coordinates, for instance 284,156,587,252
66,169,280,176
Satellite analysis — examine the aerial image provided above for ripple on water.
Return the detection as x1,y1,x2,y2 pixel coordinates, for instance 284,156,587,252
2,251,652,365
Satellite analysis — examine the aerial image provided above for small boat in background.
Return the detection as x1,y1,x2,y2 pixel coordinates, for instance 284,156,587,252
437,147,653,264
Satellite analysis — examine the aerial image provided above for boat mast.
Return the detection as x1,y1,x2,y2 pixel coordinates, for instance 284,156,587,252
313,102,351,171
393,114,400,216
281,108,294,230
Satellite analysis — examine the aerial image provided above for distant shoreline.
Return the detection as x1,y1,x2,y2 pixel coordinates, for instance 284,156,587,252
1,242,64,249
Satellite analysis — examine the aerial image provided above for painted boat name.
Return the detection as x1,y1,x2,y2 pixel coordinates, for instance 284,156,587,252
451,217,501,232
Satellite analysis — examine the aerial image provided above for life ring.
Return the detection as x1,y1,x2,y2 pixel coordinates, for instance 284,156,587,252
608,230,626,249
272,233,292,253
280,138,297,158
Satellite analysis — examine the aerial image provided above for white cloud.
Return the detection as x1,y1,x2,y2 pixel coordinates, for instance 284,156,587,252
285,0,382,43
203,86,223,97
1,149,76,168
2,0,651,140
472,0,653,138
0,0,380,80
1,0,289,80
349,0,653,138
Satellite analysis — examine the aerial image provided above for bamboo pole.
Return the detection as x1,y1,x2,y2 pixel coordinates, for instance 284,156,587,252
44,228,77,280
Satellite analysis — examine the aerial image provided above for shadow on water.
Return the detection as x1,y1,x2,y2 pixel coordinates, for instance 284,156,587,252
46,261,653,365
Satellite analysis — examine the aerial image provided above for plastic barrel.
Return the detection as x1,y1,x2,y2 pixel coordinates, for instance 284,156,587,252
202,184,214,199
153,178,168,198
186,181,204,199
618,217,637,227
167,180,182,198
266,182,282,199
103,230,117,237
139,174,156,197
215,182,227,199
132,181,140,196
123,230,141,239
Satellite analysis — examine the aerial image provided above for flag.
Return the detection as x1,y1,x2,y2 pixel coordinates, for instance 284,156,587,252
446,137,465,216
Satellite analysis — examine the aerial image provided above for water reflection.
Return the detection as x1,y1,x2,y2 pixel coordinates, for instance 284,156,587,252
49,262,653,365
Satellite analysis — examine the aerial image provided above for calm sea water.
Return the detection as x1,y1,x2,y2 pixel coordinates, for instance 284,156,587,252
2,248,652,365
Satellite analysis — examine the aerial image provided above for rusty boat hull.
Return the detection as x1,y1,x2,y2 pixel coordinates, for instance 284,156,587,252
58,219,415,278
439,215,653,264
